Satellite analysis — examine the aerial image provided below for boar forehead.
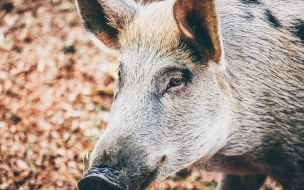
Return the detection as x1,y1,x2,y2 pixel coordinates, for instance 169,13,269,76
119,0,180,56
117,1,198,88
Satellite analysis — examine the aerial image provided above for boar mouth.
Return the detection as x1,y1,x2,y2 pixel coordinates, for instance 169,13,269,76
78,167,126,190
138,169,158,190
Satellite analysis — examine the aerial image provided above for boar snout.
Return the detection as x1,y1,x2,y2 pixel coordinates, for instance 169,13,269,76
78,167,125,190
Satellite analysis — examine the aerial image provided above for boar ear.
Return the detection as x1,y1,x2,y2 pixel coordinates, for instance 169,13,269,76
75,0,138,50
173,0,223,64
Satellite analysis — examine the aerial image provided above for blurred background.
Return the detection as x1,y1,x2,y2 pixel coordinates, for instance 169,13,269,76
0,0,280,189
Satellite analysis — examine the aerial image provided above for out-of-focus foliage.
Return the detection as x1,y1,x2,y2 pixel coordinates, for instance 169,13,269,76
0,0,116,189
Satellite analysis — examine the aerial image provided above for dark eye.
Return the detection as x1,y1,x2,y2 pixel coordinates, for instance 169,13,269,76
118,70,121,80
169,77,183,87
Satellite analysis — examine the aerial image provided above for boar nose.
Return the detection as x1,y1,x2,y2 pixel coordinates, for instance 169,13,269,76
78,167,125,190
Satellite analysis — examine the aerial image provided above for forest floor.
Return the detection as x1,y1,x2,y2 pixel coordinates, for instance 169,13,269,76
0,0,281,189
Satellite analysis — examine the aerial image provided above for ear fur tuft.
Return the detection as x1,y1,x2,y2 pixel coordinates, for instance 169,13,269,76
75,0,138,51
173,0,224,64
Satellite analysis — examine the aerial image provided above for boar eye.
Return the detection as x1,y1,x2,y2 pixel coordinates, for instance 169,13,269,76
169,77,183,87
118,70,121,80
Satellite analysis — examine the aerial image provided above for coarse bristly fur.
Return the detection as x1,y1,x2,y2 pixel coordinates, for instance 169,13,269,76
75,0,304,189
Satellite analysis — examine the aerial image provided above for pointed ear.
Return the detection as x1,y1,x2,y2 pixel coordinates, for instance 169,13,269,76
173,0,223,64
75,0,138,50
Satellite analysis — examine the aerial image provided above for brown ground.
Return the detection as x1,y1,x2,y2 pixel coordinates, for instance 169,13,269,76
0,0,281,189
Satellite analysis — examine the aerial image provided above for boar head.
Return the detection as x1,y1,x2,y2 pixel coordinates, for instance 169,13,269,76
76,0,231,189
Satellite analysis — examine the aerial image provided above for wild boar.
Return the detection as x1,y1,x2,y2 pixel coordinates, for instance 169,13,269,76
75,0,304,189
